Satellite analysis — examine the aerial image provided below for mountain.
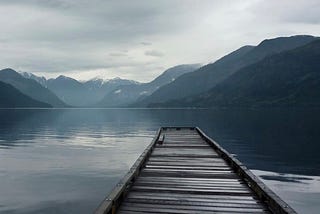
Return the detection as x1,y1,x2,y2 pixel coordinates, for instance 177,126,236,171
47,75,90,106
0,81,51,108
138,35,317,106
20,72,47,87
21,72,140,106
46,76,139,106
83,77,139,91
97,64,200,107
154,39,320,107
0,69,67,107
83,77,140,105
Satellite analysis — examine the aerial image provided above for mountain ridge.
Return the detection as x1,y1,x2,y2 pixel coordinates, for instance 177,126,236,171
137,35,318,107
97,64,201,107
0,68,67,107
20,72,140,106
0,80,51,108
150,39,320,107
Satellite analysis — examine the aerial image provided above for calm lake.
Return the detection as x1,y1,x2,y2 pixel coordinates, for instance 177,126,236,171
0,108,319,214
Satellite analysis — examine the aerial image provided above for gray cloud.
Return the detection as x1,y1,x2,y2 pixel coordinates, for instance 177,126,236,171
109,52,128,57
0,0,319,82
249,0,320,24
141,42,152,46
145,50,164,57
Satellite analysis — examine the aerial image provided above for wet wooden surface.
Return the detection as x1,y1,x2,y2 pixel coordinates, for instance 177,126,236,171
117,128,270,214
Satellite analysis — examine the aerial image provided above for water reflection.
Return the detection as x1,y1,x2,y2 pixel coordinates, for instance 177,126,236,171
253,170,320,214
260,174,313,183
0,108,319,213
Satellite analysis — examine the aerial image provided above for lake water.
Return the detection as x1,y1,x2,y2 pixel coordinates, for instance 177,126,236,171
0,108,319,214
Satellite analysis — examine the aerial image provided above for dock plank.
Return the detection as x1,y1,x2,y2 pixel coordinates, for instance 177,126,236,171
94,127,297,214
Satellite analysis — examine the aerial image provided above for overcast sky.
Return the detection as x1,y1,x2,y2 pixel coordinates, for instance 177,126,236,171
0,0,319,82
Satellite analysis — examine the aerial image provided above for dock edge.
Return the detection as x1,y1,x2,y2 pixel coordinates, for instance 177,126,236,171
94,127,297,214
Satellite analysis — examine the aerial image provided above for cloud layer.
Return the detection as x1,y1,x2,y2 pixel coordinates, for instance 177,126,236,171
0,0,319,81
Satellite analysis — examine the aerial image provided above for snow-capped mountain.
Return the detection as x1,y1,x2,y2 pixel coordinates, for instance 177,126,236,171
84,77,139,90
20,72,140,106
97,64,201,107
20,72,47,87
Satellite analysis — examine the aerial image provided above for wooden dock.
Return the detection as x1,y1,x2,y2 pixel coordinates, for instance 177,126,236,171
95,127,297,214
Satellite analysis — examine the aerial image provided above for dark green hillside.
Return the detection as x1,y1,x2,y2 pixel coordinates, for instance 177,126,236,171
0,68,66,107
0,81,51,108
139,35,317,106
159,39,320,107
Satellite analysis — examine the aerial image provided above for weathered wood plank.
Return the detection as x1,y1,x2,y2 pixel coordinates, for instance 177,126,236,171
127,191,260,201
127,193,261,205
146,162,230,168
145,165,231,171
131,185,252,194
133,181,249,190
120,202,268,213
94,127,296,214
140,170,238,179
136,176,244,184
148,157,226,162
124,198,264,209
134,180,246,188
